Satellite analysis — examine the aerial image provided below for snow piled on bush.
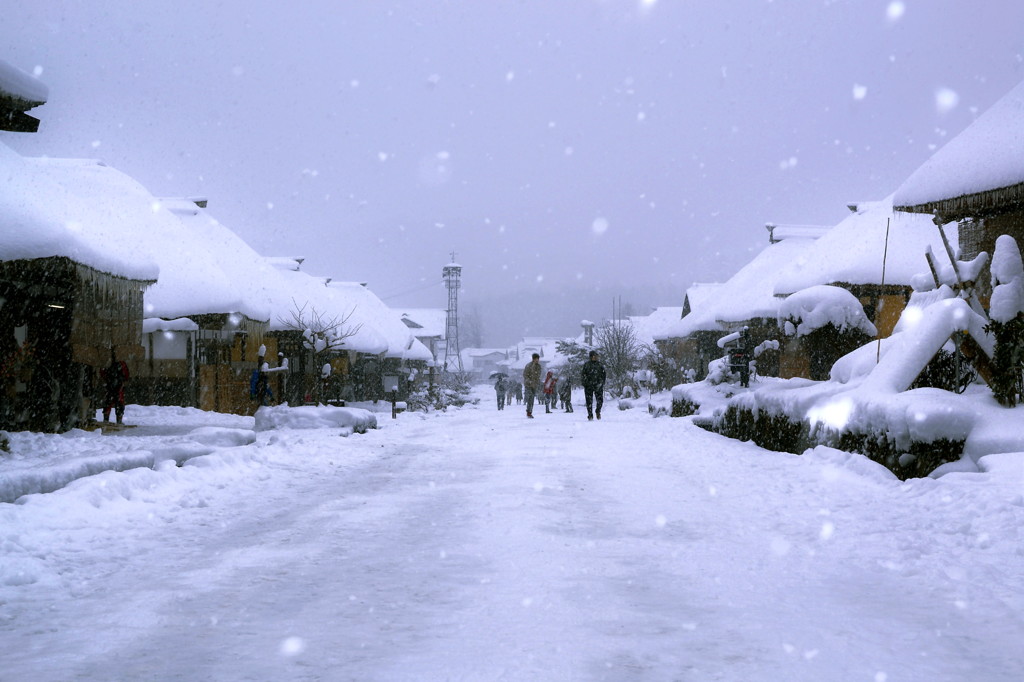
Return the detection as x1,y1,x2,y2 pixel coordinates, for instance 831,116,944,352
779,284,878,337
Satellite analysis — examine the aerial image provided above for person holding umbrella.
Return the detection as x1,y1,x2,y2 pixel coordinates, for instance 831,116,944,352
493,373,508,410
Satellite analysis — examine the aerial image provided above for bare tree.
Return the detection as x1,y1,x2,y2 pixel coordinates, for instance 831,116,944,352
278,300,363,403
596,321,641,396
461,304,485,348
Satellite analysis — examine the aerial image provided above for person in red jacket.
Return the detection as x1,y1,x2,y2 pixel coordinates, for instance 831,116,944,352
100,349,130,424
542,370,557,414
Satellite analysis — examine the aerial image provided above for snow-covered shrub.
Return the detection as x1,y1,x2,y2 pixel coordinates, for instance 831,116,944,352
779,285,877,381
985,235,1024,406
670,396,699,418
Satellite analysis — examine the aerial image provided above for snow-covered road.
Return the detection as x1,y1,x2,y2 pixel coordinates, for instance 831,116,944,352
1,390,1022,681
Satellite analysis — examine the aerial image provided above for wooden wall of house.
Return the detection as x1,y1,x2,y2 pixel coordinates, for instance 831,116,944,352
199,365,258,415
864,293,906,339
962,212,1024,307
778,335,811,379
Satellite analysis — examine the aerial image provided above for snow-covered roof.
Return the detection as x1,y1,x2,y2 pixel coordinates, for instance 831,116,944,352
0,144,158,281
325,281,433,362
143,317,199,333
161,198,274,323
683,283,722,316
774,196,955,295
265,256,304,272
627,307,685,346
464,348,508,358
658,238,818,338
0,60,47,105
767,224,832,243
267,271,388,355
894,78,1024,212
397,308,447,339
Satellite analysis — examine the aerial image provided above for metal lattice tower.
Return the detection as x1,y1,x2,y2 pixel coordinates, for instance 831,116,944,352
442,253,464,372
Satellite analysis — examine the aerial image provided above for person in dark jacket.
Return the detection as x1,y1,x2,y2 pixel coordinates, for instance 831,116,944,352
494,375,508,410
558,375,573,412
580,350,606,421
100,349,130,424
522,353,542,418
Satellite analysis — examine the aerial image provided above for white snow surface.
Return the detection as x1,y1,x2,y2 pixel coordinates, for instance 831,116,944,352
774,197,956,294
894,78,1024,207
778,284,878,337
0,390,1022,681
253,403,377,434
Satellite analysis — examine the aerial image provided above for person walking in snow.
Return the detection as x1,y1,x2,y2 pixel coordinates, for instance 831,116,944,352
581,350,606,421
559,375,573,412
250,351,273,407
100,349,130,424
513,380,523,405
542,370,557,414
494,374,508,410
522,353,542,418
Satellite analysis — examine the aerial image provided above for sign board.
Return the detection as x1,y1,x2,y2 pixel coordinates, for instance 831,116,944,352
382,375,400,393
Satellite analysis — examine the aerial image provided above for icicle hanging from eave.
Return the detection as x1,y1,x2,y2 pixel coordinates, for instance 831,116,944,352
74,262,153,306
242,315,267,345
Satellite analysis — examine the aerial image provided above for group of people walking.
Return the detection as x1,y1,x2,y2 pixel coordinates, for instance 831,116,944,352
501,351,606,420
492,374,522,410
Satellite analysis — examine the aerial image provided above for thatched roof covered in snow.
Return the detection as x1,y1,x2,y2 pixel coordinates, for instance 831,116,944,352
894,79,1024,222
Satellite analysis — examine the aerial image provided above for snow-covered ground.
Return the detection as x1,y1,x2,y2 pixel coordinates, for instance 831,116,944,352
1,386,1022,681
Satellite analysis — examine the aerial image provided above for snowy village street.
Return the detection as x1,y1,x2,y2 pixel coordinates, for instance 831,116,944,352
1,387,1022,682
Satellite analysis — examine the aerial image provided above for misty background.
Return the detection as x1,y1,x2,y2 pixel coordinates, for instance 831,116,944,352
6,1,1024,346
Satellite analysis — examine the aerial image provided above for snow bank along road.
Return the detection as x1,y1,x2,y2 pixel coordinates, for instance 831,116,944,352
1,391,1022,681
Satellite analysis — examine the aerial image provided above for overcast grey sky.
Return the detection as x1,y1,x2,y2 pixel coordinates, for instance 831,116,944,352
6,1,1024,342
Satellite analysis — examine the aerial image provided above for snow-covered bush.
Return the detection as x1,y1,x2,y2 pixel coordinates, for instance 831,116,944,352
406,372,476,412
779,285,877,380
985,234,1024,406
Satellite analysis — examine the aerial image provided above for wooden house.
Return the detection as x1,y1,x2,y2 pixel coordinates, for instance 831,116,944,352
138,198,274,415
461,348,509,382
0,143,157,431
655,234,821,380
773,198,954,379
264,267,432,404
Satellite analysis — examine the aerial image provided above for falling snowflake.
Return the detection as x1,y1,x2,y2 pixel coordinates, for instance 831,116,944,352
936,87,960,114
886,1,905,21
820,521,835,540
280,637,305,656
592,217,610,235
852,84,868,100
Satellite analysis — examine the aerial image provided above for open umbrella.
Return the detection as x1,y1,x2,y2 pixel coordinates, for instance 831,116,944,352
488,371,508,379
